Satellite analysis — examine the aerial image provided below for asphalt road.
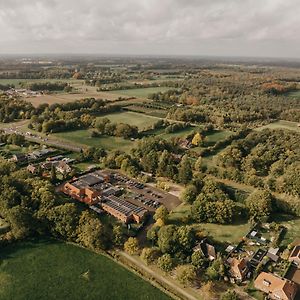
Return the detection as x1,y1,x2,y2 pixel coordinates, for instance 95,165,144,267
1,120,82,152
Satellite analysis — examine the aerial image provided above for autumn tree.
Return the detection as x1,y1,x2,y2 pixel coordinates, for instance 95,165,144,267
124,237,139,255
176,265,196,287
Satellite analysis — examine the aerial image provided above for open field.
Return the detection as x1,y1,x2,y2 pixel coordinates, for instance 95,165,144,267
273,215,300,247
286,90,300,98
99,111,161,130
107,87,171,98
125,105,168,118
255,120,300,133
0,240,171,300
2,79,136,106
25,90,123,107
54,130,136,152
169,203,250,244
0,78,76,87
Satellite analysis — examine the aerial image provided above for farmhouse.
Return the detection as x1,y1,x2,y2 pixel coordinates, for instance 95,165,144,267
227,257,249,282
27,164,37,174
193,239,217,261
11,153,27,163
254,272,298,300
56,161,72,175
289,244,300,267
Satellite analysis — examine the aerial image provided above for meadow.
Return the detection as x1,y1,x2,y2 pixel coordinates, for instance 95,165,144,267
256,120,300,133
98,111,160,130
54,130,136,152
0,240,171,300
169,203,250,244
286,90,300,99
107,87,171,98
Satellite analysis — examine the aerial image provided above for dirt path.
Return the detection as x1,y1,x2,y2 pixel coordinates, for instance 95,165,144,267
118,251,201,300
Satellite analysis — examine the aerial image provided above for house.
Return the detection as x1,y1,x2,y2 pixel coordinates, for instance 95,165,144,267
27,164,37,174
267,247,280,263
227,257,249,281
254,272,298,300
56,161,72,175
289,244,300,267
178,138,191,149
193,239,217,261
11,153,27,163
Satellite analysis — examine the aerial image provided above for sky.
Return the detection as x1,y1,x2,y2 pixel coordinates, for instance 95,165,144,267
0,0,299,58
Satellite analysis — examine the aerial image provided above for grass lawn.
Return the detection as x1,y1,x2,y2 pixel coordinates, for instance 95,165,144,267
272,215,300,247
0,240,171,300
169,203,250,244
0,78,77,88
98,111,161,130
205,130,233,144
54,129,136,153
158,126,196,140
107,87,171,98
255,120,300,133
286,90,300,99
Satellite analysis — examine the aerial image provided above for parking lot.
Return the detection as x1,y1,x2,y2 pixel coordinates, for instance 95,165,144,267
108,171,181,211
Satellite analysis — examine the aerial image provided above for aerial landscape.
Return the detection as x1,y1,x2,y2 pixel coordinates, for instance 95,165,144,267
0,1,299,300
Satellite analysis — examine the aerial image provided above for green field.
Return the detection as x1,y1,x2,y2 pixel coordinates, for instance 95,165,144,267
286,90,300,98
169,203,250,244
54,130,136,152
0,78,78,88
0,240,170,300
256,120,300,133
108,87,171,98
273,215,300,247
98,111,161,130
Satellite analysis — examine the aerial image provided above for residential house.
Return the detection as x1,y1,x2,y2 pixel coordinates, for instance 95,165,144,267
27,164,37,174
254,272,298,300
267,247,280,263
227,257,249,282
56,161,72,175
193,239,217,261
289,244,300,267
11,153,27,163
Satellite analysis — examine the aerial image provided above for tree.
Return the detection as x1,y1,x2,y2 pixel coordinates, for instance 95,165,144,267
113,225,124,247
176,265,196,287
191,132,203,146
47,203,79,240
50,164,57,183
246,189,273,221
157,254,173,272
153,206,168,223
124,237,139,255
77,211,109,250
201,281,216,299
180,185,197,204
194,156,202,172
177,226,195,254
140,247,160,265
191,251,208,270
147,225,159,245
178,155,192,184
221,290,239,300
157,225,178,254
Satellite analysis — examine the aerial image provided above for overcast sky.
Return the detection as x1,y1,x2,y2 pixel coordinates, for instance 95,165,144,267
0,0,299,58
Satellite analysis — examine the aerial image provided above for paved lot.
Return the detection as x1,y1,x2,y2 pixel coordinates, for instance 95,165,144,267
104,170,181,211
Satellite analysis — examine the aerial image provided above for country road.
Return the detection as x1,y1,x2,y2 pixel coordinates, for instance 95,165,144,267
118,251,201,300
0,120,83,152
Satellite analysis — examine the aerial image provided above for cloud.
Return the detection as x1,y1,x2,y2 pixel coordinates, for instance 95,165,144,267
0,0,299,57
